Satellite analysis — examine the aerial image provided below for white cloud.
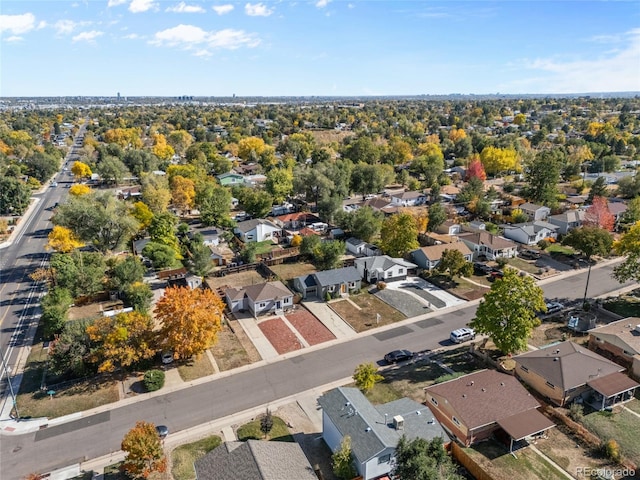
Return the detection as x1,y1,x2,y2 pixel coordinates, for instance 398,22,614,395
54,19,78,35
245,3,273,16
72,30,103,42
123,33,140,39
0,13,36,35
166,2,205,13
150,24,260,53
212,4,234,15
129,0,156,13
315,0,330,7
107,0,127,6
37,20,47,29
6,35,23,42
518,28,640,93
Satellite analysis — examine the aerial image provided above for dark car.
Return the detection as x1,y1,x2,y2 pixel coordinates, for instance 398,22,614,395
156,425,169,439
384,350,414,364
473,262,492,275
519,249,541,260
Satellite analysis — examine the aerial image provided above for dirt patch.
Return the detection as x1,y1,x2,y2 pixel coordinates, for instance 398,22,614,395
258,317,303,354
224,318,262,363
210,322,257,371
308,129,354,146
205,269,267,291
529,320,588,348
267,262,317,281
329,293,405,332
286,307,336,346
426,274,488,301
67,300,124,321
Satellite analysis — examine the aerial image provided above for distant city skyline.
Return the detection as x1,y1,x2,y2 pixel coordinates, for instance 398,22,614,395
1,1,639,97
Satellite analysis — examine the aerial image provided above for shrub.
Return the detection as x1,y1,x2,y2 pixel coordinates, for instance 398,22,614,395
376,281,387,291
144,369,165,392
496,257,508,268
569,403,584,422
604,439,621,462
325,291,332,302
537,239,550,250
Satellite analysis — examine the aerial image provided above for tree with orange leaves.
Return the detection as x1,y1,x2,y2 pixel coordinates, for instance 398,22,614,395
584,196,615,232
466,157,487,182
121,421,167,479
154,286,225,360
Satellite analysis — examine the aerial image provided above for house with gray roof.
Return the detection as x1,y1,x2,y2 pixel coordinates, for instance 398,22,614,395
501,221,559,246
548,209,586,234
194,439,316,480
234,219,282,243
354,255,417,283
225,281,293,316
389,190,427,207
458,230,518,260
519,202,551,221
293,266,361,299
318,387,447,480
589,318,640,380
346,237,382,257
514,341,638,410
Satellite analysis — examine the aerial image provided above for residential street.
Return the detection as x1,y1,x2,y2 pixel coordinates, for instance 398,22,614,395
0,258,633,479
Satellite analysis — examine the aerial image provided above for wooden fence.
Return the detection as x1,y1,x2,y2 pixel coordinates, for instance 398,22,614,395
450,442,496,480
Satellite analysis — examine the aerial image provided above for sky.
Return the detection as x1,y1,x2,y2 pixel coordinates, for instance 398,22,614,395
1,1,639,97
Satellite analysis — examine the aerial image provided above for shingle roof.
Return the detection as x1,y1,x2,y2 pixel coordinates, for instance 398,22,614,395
235,218,280,233
225,281,292,303
549,210,586,223
318,387,446,464
459,231,517,250
390,191,425,200
589,318,640,355
313,267,361,287
412,242,472,261
354,255,417,272
514,341,625,392
587,372,639,398
426,370,540,430
194,440,316,480
346,237,366,247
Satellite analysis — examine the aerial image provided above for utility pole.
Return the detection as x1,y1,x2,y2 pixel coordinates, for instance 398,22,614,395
0,349,19,420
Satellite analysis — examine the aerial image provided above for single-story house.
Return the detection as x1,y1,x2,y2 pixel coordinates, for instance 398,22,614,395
389,191,427,207
346,237,382,257
501,221,559,246
319,387,447,480
243,174,267,186
293,266,361,299
359,197,398,215
458,230,518,260
273,212,322,230
589,318,640,380
519,203,551,221
425,369,555,449
217,172,245,186
225,281,294,317
548,210,586,235
411,242,473,271
194,439,317,480
435,220,462,236
234,219,282,243
514,341,639,410
354,255,417,283
208,244,235,266
608,201,628,223
199,227,219,247
116,186,142,200
157,267,188,282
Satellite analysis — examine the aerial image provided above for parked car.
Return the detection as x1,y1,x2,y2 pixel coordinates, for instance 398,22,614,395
156,425,169,439
450,328,476,344
473,262,492,275
161,351,174,364
519,249,541,260
545,302,564,315
384,350,414,364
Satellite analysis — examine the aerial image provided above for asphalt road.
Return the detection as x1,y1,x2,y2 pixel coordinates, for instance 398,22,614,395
0,125,85,399
0,259,633,478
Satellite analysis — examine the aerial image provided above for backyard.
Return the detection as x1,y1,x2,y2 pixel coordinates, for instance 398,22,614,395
204,269,266,291
581,407,640,466
329,293,406,332
267,261,317,281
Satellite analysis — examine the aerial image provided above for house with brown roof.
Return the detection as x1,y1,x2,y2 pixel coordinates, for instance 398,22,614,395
514,341,639,410
411,242,473,271
425,370,554,448
224,281,293,317
458,230,518,260
589,318,640,380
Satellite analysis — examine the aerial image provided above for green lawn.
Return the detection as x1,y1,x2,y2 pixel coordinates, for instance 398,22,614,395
546,244,576,255
582,409,640,466
171,435,222,480
505,257,541,275
253,240,277,256
236,415,294,442
602,297,640,318
624,398,640,415
431,347,485,374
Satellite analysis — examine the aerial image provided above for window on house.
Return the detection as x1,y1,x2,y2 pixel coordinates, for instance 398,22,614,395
398,268,404,274
430,397,438,406
378,454,391,464
623,350,632,356
283,298,290,304
328,286,335,292
452,416,461,426
349,282,356,288
546,381,555,389
259,303,266,308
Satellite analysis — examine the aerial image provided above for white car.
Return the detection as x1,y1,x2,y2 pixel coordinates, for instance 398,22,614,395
450,328,476,344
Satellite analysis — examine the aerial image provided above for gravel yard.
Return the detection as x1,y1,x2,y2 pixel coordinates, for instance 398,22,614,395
374,288,432,317
258,317,303,354
286,307,336,346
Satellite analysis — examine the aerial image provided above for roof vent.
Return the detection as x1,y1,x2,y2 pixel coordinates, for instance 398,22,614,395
500,382,505,386
416,411,422,415
555,349,560,354
554,357,559,361
635,325,640,334
365,427,371,432
462,394,466,398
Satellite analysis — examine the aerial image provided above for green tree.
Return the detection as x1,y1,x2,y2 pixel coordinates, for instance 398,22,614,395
239,242,258,264
186,240,214,276
49,318,95,377
335,206,384,242
587,176,608,203
0,177,31,215
50,251,107,299
380,213,419,257
95,155,130,186
235,187,273,218
195,181,233,227
427,203,447,232
121,421,167,479
620,197,640,229
437,249,473,279
125,281,154,313
148,211,181,255
470,268,545,354
41,287,73,337
613,221,640,283
562,226,613,304
392,435,462,480
350,163,394,199
332,436,357,480
524,149,562,207
109,256,145,295
265,167,293,204
24,151,60,183
142,242,182,269
352,362,384,393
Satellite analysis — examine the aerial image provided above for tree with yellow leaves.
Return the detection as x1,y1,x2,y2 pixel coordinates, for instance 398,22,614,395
152,133,175,161
238,136,267,160
86,311,156,373
479,146,519,176
46,226,84,253
121,421,167,479
103,127,143,149
130,201,154,230
155,286,225,360
170,175,196,215
71,160,92,179
68,184,92,196
448,128,467,142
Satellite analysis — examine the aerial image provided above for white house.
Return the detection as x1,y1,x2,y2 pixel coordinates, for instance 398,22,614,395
354,256,417,283
458,230,518,260
389,191,427,207
346,237,382,257
318,387,447,480
234,219,282,243
519,202,551,221
502,221,559,246
548,210,586,235
224,281,293,317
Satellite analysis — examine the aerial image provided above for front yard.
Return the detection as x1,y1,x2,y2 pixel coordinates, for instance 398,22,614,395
329,293,406,332
425,274,488,301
